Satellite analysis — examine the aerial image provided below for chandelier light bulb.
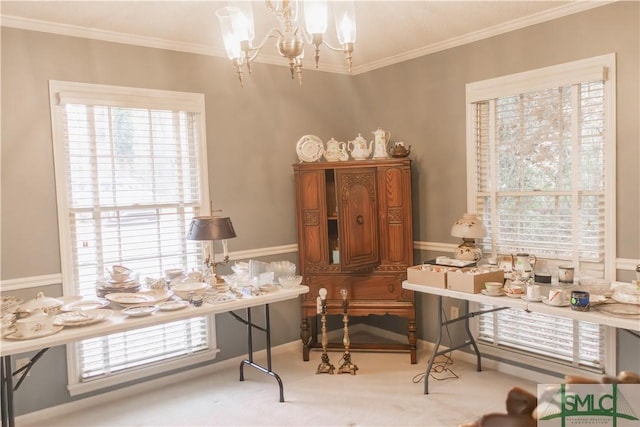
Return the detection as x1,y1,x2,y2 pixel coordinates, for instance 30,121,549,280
303,0,328,34
216,0,356,86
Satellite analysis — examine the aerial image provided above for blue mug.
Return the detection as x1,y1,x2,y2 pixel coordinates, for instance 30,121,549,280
571,290,590,311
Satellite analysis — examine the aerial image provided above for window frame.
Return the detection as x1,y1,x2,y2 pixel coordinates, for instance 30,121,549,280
464,53,617,375
49,80,217,395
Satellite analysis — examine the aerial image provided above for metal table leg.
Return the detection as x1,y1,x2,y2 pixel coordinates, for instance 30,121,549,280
1,348,50,427
423,296,507,394
2,355,15,427
230,304,285,402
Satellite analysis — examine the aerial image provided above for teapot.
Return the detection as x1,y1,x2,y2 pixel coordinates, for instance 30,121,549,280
348,133,373,160
371,128,391,159
389,141,411,158
324,138,346,162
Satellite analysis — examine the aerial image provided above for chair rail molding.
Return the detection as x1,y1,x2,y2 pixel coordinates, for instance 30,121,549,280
0,273,62,291
1,245,636,291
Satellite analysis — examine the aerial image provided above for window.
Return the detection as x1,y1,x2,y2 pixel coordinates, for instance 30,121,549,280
466,54,616,373
49,81,216,394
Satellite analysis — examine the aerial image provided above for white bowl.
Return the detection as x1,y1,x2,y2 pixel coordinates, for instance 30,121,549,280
279,275,303,288
578,277,611,295
171,281,209,300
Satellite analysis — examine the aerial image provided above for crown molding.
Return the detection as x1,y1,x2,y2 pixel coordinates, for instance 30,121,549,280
351,1,612,74
1,1,611,75
0,14,230,58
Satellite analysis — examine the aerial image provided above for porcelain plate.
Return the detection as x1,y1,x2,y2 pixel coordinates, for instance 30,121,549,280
296,135,324,162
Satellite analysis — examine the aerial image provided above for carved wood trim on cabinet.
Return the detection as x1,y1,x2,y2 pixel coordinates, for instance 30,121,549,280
293,159,416,364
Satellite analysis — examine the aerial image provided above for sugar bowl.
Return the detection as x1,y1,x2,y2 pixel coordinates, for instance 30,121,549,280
13,292,64,338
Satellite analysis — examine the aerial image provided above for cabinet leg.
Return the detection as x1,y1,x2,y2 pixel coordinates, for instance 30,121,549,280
300,317,311,361
408,319,418,364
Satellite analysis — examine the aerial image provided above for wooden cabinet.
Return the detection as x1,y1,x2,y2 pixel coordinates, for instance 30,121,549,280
293,159,416,364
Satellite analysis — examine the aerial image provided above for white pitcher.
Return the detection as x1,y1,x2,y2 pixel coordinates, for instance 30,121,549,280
371,128,391,159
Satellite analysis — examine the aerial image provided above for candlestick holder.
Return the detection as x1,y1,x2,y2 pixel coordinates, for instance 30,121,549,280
337,288,358,375
316,288,335,374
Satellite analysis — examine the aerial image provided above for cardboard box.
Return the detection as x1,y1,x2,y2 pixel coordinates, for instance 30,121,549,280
406,265,451,289
447,268,505,293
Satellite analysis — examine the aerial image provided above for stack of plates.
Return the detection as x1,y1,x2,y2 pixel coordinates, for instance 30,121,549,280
96,277,141,297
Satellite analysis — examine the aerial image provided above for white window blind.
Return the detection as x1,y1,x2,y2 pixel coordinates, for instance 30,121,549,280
477,306,605,370
474,82,607,272
466,54,616,373
49,81,215,391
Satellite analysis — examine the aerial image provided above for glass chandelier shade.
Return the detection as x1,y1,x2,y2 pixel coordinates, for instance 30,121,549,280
216,0,356,87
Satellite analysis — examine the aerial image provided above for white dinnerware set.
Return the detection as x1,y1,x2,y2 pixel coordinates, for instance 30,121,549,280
296,129,411,163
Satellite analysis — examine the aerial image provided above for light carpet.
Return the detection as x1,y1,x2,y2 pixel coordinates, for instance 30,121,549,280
20,341,536,427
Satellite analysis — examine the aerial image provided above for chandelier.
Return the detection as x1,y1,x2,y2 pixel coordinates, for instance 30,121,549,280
216,0,356,86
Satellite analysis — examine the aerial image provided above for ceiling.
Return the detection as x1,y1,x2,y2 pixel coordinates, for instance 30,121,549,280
0,1,607,74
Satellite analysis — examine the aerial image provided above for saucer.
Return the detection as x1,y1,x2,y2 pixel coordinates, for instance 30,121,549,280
55,309,112,327
62,298,110,311
481,289,505,297
541,297,570,307
522,296,543,303
505,292,524,298
122,305,158,317
158,300,189,311
6,325,64,340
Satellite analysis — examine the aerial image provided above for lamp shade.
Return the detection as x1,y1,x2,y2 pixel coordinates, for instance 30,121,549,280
450,213,486,239
186,216,237,241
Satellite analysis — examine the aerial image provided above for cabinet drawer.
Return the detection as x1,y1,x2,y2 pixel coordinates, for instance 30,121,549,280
303,274,412,303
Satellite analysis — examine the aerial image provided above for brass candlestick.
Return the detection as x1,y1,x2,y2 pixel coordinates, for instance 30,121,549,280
337,288,358,375
316,288,335,374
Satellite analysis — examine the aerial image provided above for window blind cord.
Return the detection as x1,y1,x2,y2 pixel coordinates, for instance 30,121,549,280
411,307,459,384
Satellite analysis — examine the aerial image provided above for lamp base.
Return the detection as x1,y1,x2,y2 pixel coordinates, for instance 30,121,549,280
454,239,483,262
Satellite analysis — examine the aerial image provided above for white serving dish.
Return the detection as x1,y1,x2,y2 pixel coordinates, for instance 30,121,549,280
171,281,209,300
279,275,303,288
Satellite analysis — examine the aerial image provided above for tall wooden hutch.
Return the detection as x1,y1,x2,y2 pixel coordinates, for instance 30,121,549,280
293,158,416,363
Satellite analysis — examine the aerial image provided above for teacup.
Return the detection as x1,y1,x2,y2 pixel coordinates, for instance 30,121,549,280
107,265,132,283
526,284,541,300
558,266,575,283
547,289,567,305
485,282,503,294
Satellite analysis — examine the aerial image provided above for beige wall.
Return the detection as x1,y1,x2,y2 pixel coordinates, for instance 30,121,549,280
1,1,638,280
0,28,356,279
354,1,640,259
1,0,638,417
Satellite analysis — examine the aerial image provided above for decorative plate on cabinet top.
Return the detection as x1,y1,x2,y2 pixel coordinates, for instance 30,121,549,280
296,135,324,162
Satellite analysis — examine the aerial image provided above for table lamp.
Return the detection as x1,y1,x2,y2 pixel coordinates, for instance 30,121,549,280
186,216,237,282
450,213,486,261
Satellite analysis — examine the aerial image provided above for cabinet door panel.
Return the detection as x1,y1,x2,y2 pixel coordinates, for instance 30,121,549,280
297,170,328,266
336,168,380,270
378,165,413,266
